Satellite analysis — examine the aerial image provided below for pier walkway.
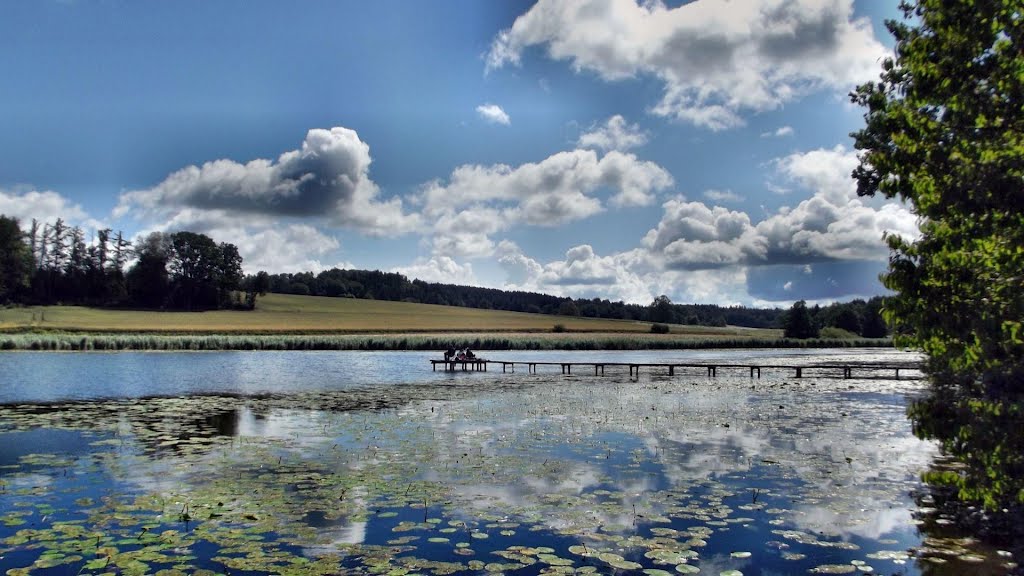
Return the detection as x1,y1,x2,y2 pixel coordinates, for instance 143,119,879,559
430,359,921,380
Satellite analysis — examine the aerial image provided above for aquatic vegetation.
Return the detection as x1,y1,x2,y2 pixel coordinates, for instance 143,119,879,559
0,358,1016,575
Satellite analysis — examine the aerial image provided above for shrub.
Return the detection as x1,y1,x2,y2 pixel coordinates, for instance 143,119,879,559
650,323,670,334
552,324,567,333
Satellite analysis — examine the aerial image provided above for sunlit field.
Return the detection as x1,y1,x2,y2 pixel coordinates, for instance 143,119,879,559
0,293,774,335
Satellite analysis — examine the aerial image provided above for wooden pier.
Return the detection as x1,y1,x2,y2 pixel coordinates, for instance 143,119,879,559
430,359,920,380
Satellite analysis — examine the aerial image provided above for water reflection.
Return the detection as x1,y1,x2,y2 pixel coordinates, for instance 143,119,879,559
0,352,1017,575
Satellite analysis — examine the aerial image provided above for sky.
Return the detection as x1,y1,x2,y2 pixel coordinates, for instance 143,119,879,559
0,0,916,307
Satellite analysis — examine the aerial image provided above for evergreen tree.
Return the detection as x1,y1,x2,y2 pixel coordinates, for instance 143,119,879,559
0,216,31,302
783,300,819,339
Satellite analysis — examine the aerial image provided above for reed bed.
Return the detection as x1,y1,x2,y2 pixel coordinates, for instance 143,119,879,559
0,331,892,351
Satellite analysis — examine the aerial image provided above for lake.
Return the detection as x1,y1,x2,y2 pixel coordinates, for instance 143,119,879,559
0,349,1017,575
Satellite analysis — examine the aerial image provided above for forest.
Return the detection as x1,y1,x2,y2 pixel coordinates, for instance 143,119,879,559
0,215,249,311
0,213,888,336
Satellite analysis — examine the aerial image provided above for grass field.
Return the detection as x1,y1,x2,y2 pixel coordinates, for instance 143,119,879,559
0,293,775,336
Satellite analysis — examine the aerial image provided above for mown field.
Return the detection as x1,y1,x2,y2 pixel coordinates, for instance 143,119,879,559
0,293,772,336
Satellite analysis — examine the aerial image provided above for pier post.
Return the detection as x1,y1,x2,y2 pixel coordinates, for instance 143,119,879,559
669,365,674,376
795,367,802,378
895,368,899,379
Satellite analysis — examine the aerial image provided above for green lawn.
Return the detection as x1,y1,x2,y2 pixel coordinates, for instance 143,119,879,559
0,293,778,337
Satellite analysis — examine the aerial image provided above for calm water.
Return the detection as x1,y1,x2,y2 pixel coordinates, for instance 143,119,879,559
0,349,1017,575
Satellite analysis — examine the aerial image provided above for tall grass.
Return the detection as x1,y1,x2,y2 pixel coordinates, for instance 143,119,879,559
0,332,893,352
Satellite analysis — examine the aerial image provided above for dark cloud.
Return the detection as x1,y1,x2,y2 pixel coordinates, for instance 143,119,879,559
116,127,418,235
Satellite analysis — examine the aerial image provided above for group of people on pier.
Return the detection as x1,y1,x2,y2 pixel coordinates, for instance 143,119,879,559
444,346,476,362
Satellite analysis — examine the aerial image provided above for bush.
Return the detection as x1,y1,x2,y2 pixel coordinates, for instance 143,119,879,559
650,323,670,334
552,324,567,333
819,326,859,340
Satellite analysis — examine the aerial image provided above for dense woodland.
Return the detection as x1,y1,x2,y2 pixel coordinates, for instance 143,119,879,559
0,215,253,311
1,213,888,336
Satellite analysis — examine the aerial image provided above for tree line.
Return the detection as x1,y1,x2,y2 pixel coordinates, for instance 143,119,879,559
263,268,888,336
0,214,261,310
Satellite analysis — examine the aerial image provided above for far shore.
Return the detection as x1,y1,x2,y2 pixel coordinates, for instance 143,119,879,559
0,330,893,352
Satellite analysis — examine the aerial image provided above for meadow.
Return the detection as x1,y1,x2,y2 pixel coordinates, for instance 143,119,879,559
0,294,892,351
0,293,739,334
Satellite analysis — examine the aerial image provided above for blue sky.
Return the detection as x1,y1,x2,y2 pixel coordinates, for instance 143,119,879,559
1,0,915,306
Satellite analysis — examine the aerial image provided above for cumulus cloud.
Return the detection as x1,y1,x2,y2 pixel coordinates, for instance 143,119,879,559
393,256,479,286
643,198,766,269
217,224,345,274
476,103,511,125
774,144,858,203
499,242,653,304
421,149,672,258
642,146,919,270
115,126,419,236
577,115,648,151
486,0,886,130
0,188,96,228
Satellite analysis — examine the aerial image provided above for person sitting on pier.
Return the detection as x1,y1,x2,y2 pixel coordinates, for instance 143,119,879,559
444,346,456,361
465,348,476,360
456,349,466,361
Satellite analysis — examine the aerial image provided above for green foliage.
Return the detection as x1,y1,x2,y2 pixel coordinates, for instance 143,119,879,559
851,0,1024,509
783,300,819,339
650,323,670,334
552,323,567,333
819,326,860,340
0,216,31,303
649,295,676,324
557,300,580,317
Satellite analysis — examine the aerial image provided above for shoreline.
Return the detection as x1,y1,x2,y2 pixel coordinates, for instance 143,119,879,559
0,331,893,351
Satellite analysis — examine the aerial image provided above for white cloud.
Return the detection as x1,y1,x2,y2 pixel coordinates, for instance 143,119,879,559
761,125,795,138
115,126,419,236
642,146,919,270
486,0,886,130
221,224,344,274
774,144,859,203
393,256,479,286
577,115,649,151
784,281,793,291
499,242,654,304
702,189,744,203
475,103,511,125
0,188,96,229
643,197,765,269
421,148,673,258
